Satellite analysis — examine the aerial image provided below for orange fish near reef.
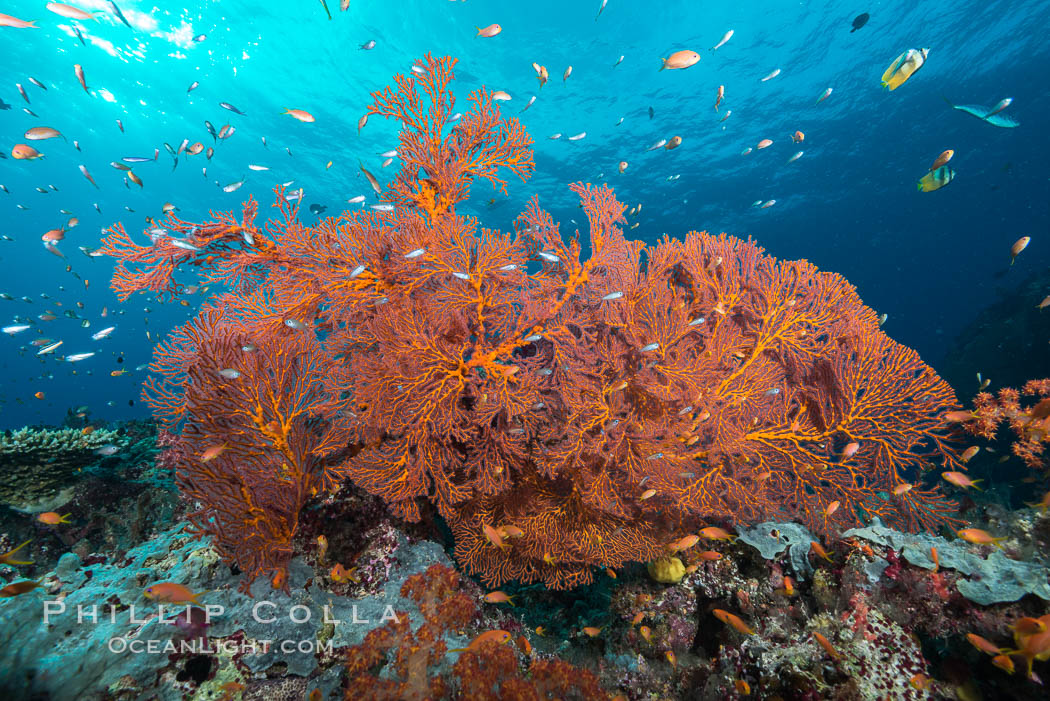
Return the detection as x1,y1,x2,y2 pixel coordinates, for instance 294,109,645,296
582,626,602,638
201,443,228,462
0,580,44,597
841,441,860,458
713,608,755,635
966,633,1002,656
475,23,502,38
942,471,982,490
668,534,700,552
960,446,980,462
957,528,1005,548
699,526,736,541
330,563,357,582
756,139,773,149
660,50,701,71
791,130,804,143
0,539,33,565
714,85,724,111
37,512,71,525
143,582,204,604
484,591,515,606
483,523,510,549
450,629,511,652
813,631,840,658
810,541,833,562
1007,615,1050,679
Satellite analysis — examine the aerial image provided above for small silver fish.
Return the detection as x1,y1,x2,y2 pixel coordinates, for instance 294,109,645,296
219,368,241,379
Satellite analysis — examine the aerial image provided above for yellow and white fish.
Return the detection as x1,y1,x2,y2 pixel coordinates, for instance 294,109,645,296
881,48,929,90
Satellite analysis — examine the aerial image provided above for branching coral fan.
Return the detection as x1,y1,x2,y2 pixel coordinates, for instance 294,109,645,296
100,54,965,590
963,378,1050,470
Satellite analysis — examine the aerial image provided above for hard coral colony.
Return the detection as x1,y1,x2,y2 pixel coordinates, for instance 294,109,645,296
101,54,964,591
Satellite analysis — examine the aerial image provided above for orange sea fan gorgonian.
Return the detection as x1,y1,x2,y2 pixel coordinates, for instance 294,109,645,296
101,54,965,589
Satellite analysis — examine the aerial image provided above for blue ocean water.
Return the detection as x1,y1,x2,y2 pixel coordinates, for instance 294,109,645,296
0,0,1047,429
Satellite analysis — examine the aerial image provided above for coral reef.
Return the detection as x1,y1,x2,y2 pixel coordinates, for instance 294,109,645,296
345,562,611,700
101,54,965,591
0,426,126,512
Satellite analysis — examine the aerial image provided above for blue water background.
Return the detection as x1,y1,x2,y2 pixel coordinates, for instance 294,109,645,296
0,0,1047,428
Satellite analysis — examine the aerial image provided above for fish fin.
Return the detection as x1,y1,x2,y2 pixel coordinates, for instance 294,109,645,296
659,58,666,71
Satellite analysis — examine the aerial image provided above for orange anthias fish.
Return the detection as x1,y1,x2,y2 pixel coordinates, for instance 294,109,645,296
714,85,724,111
0,12,38,28
37,512,71,525
699,526,736,542
582,626,602,638
0,580,44,597
966,633,1003,656
667,534,700,552
713,608,755,635
992,654,1015,673
484,591,515,606
813,631,840,659
960,446,980,462
1005,615,1050,679
942,471,983,490
1010,236,1030,265
0,540,33,565
791,130,805,143
201,444,228,462
284,108,315,123
143,582,204,604
483,523,510,550
957,528,1006,548
475,23,502,38
660,50,701,71
810,541,834,562
450,629,512,652
930,149,954,171
330,563,357,582
11,144,43,160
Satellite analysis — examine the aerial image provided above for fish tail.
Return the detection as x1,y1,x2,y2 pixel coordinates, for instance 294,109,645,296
659,58,667,71
474,26,479,38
